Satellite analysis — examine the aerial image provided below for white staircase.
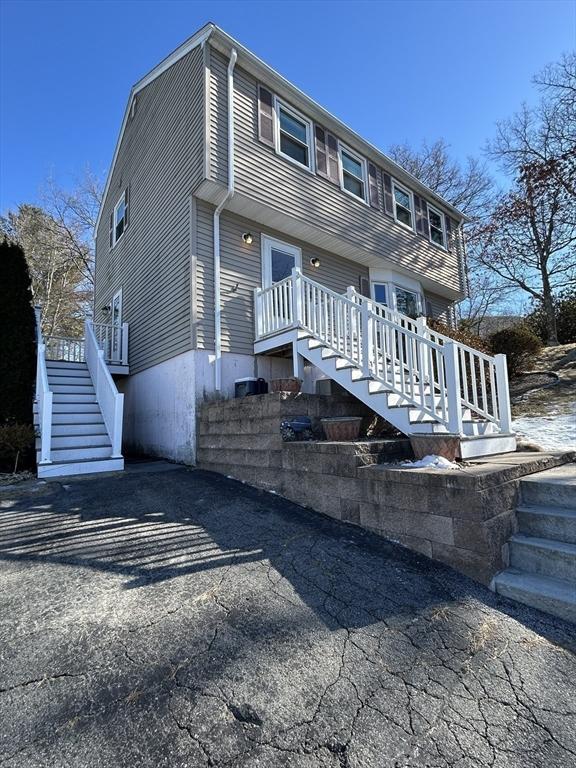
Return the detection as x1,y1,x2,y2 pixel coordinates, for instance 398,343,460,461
35,315,125,479
254,269,516,459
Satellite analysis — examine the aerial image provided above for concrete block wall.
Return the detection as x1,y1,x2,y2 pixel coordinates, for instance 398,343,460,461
198,393,574,586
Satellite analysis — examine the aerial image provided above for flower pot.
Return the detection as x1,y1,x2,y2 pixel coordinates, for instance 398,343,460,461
321,417,363,441
270,377,302,394
409,434,461,462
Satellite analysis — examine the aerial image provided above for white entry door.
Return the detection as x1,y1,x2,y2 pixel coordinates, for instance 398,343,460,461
262,236,302,288
111,289,122,361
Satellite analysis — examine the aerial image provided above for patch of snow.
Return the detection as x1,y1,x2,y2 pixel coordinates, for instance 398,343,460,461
512,410,576,452
401,454,460,470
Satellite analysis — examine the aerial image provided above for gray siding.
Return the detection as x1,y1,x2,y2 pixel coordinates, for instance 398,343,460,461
195,201,369,355
208,45,228,185
94,47,205,374
424,292,453,325
207,47,465,296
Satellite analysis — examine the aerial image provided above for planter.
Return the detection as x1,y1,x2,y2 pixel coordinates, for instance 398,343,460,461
321,417,363,441
270,377,302,394
409,434,461,462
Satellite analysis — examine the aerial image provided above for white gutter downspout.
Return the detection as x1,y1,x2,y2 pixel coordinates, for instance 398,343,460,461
213,47,238,390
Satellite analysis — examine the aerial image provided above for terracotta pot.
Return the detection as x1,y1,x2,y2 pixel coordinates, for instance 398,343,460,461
409,434,461,462
270,377,302,394
321,417,363,441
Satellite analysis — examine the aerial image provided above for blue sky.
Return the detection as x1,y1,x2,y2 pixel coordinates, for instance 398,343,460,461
1,0,574,213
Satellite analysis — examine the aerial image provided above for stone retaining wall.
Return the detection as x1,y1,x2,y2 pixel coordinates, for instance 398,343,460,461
198,393,574,585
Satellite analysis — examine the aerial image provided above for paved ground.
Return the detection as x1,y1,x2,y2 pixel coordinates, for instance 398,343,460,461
1,463,575,768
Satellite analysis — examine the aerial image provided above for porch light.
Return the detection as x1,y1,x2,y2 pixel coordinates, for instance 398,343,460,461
242,232,253,244
310,257,321,268
101,305,111,312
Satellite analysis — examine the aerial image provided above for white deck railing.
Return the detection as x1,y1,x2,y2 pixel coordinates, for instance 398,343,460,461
35,309,53,465
44,323,129,367
46,336,86,363
85,320,124,458
254,269,511,435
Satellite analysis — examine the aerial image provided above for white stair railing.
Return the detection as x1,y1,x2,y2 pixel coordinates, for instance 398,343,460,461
254,269,512,435
45,336,86,363
85,320,124,458
35,308,53,465
93,322,129,365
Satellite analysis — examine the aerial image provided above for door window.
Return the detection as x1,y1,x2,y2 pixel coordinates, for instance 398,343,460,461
262,236,302,287
371,283,388,305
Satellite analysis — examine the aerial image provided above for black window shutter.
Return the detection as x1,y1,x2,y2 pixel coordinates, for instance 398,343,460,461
326,133,340,184
367,163,380,209
124,186,130,229
257,85,275,147
445,216,453,251
315,125,328,178
109,212,113,248
359,275,371,297
382,172,394,215
414,194,429,237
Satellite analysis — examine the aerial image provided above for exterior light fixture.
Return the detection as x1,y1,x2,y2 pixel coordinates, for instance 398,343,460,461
242,232,253,244
310,257,321,268
101,305,111,312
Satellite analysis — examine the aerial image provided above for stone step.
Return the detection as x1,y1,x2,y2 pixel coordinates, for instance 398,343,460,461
494,569,576,624
509,533,576,582
517,505,576,545
520,465,576,510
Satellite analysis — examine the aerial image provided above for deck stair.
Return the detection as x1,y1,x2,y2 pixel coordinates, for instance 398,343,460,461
493,466,576,623
34,314,125,479
254,269,516,459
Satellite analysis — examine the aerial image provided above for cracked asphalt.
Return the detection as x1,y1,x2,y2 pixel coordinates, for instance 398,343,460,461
1,462,575,768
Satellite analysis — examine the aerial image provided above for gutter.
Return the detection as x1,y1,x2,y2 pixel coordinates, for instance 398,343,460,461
213,46,238,390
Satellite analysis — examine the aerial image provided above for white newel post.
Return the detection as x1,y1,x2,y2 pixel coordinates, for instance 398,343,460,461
361,300,371,377
254,288,261,339
291,268,302,327
494,354,512,433
416,316,430,380
346,286,355,303
444,341,463,434
40,387,53,465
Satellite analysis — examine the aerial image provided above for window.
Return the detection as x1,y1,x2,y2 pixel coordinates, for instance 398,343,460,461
428,204,446,247
371,283,388,305
395,286,420,319
339,145,366,200
113,192,127,245
261,235,302,288
393,183,413,229
276,101,312,169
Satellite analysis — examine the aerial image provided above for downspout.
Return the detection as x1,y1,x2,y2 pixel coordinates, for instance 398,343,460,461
213,46,238,390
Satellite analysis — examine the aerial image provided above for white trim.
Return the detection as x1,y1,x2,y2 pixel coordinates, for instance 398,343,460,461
391,180,414,232
261,235,302,288
338,141,368,204
427,202,447,250
273,96,315,173
112,191,127,247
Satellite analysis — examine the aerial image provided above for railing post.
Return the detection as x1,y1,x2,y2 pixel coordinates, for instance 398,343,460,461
444,341,463,434
346,285,356,303
111,393,124,458
291,267,302,327
361,300,371,377
416,316,429,380
495,354,512,433
40,391,53,464
121,323,129,366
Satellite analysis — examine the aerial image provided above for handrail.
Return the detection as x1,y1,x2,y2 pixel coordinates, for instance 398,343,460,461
35,308,52,465
85,320,124,458
254,269,512,435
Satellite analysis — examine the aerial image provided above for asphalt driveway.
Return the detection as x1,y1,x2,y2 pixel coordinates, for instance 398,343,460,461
1,462,575,768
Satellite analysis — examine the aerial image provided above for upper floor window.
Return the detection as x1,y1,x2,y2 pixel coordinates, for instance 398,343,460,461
112,190,127,246
428,204,446,247
340,145,366,201
275,101,312,170
393,183,413,229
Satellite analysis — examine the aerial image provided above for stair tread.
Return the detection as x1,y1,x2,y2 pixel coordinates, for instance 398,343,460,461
510,533,576,555
495,569,576,602
42,456,119,466
518,504,576,519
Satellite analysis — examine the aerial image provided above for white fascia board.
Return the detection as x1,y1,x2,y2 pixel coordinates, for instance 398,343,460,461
94,23,215,234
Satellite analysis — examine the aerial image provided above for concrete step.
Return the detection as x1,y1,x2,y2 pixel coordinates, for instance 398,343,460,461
520,465,576,510
509,533,576,582
38,445,113,462
50,383,95,395
37,456,124,479
494,569,576,624
517,505,576,545
52,422,107,436
36,434,111,449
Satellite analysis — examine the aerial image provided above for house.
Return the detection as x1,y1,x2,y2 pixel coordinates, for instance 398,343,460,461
34,22,515,478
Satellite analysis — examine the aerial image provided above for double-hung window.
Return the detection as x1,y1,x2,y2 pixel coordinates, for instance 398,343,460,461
113,191,127,245
392,183,413,229
339,144,366,201
276,101,312,170
428,204,446,247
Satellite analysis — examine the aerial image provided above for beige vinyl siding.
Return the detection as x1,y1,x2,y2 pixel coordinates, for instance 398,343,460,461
208,45,228,185
195,200,369,355
425,292,453,325
94,47,205,374
207,47,464,295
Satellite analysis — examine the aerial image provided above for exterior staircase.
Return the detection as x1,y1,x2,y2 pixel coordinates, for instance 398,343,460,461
254,269,516,459
34,360,123,478
35,314,126,479
494,466,576,623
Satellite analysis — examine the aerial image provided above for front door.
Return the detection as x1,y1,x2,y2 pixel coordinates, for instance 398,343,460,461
262,236,302,288
111,289,122,361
